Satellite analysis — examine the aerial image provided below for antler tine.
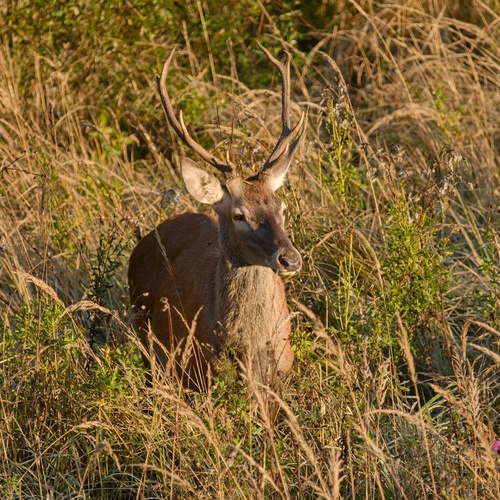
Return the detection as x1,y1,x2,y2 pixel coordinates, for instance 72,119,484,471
257,42,306,171
157,48,235,174
257,42,291,133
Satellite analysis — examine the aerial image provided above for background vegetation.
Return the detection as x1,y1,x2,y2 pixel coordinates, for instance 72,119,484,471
1,0,499,497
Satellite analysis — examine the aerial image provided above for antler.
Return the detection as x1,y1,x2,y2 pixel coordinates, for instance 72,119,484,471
157,45,305,176
157,48,235,174
257,42,306,172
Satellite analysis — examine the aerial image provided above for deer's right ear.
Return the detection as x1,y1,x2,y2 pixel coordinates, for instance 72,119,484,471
181,158,225,205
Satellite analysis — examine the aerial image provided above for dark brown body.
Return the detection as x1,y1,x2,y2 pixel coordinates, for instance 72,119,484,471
128,211,295,391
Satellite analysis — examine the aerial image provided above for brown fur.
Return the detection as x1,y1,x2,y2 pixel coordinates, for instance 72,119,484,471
128,176,298,392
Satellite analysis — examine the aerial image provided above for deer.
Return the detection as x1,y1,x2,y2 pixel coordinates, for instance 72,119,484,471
128,43,306,404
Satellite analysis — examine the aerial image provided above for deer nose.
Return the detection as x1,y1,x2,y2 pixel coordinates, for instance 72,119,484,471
276,249,302,274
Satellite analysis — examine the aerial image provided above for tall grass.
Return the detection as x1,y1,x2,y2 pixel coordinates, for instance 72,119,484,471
1,0,499,498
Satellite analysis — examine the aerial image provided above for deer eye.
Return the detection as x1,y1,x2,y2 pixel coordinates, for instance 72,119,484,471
232,210,245,221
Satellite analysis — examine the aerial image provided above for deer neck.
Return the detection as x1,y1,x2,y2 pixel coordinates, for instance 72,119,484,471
210,215,292,387
214,219,284,343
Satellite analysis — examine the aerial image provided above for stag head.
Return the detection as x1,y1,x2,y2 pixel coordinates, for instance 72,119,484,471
157,44,306,275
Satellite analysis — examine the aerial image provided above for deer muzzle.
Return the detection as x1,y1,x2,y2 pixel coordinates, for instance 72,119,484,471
274,246,302,275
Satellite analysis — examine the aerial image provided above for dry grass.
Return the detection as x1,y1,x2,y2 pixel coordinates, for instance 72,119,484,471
1,0,499,498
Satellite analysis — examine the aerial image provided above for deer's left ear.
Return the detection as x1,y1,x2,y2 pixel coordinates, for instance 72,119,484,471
182,158,225,205
265,157,291,191
264,111,307,192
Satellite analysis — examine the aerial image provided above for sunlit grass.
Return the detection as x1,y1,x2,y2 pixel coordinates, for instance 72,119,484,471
1,1,499,498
